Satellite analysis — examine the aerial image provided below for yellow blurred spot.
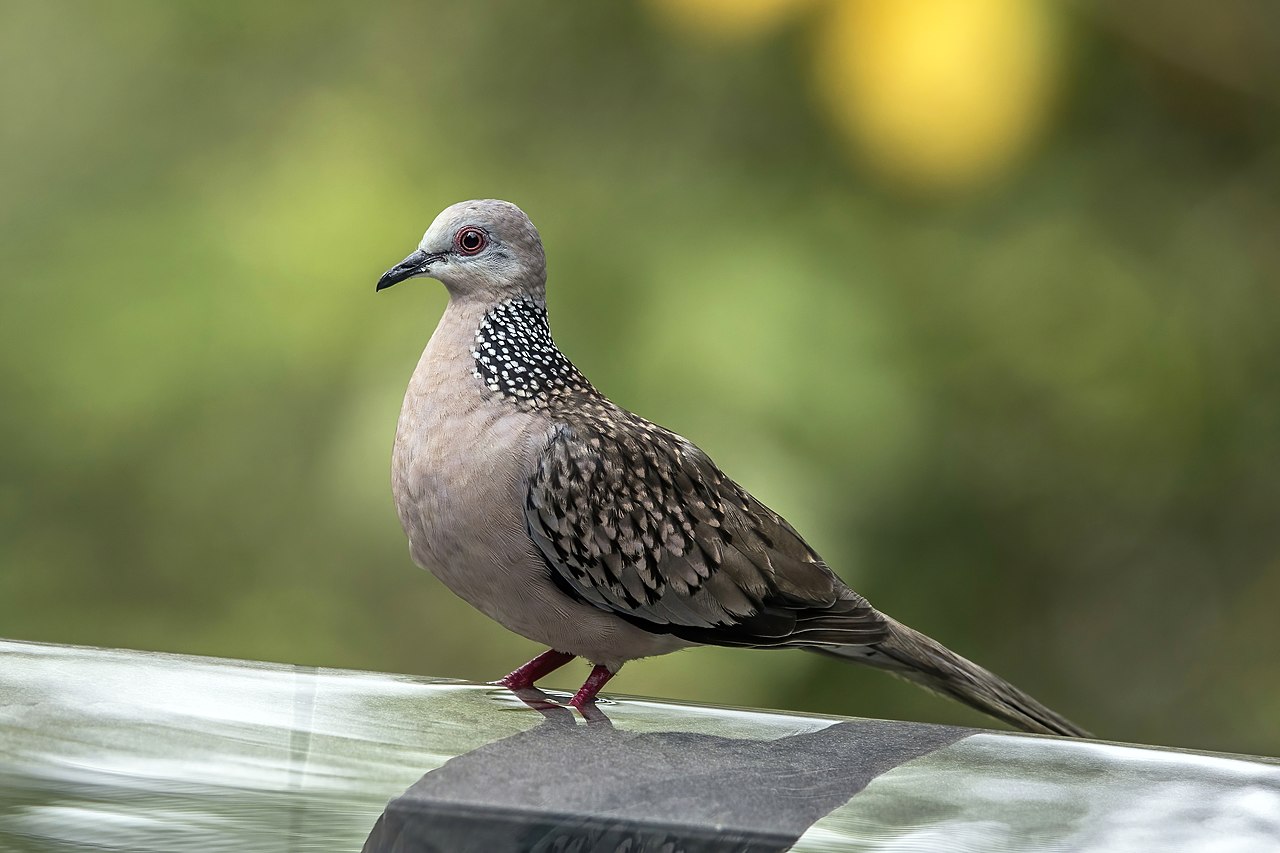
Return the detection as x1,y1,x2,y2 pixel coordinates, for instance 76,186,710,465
646,0,816,41
814,0,1061,191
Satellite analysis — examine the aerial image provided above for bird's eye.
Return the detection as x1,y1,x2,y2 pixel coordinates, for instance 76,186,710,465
456,227,488,256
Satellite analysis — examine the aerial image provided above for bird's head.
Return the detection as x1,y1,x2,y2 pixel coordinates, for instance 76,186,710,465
376,199,547,300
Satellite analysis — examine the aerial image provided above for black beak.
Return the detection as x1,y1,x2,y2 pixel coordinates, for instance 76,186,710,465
376,249,441,292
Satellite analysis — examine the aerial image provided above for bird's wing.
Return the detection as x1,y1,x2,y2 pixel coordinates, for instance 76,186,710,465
524,411,889,648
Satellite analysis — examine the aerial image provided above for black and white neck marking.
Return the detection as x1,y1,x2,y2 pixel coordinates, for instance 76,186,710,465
471,297,595,406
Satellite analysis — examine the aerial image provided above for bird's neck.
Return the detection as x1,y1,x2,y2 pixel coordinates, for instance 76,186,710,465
468,296,596,406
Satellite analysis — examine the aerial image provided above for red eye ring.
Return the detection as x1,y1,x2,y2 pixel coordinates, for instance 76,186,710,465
455,227,488,256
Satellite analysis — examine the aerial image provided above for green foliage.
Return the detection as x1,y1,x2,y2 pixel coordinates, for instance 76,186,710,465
3,1,1279,755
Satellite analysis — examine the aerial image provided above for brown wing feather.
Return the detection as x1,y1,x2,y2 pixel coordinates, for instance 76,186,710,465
524,408,889,648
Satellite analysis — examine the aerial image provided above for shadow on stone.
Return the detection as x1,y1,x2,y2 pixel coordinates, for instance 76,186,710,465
362,692,970,853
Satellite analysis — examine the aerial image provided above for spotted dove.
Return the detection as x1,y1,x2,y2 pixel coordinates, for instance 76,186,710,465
377,199,1087,737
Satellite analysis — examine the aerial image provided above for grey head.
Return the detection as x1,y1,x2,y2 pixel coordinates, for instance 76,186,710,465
376,199,547,301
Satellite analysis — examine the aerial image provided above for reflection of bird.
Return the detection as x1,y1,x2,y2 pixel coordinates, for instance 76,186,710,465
378,199,1087,737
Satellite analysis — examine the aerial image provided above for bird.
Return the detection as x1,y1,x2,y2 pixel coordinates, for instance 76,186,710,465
377,199,1088,738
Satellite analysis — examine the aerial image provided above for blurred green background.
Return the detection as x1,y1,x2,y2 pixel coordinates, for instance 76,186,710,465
3,0,1280,757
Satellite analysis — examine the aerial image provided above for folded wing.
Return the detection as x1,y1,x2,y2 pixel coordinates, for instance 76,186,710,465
524,410,889,648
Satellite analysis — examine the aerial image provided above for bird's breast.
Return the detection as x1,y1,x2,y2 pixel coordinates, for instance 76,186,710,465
391,318,554,602
384,299,697,664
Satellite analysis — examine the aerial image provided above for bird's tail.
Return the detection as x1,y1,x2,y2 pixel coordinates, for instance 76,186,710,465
814,617,1090,738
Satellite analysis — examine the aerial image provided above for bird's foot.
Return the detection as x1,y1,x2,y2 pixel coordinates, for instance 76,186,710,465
495,649,575,690
566,664,616,709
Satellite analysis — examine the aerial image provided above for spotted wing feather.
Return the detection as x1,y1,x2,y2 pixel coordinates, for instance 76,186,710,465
524,411,889,648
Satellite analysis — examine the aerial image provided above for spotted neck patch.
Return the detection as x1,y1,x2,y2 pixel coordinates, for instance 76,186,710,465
471,298,595,406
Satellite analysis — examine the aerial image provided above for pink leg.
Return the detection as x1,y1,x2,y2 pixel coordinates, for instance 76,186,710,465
497,649,575,690
567,664,616,708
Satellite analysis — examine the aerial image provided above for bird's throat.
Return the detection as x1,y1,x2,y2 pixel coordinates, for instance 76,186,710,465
471,298,594,406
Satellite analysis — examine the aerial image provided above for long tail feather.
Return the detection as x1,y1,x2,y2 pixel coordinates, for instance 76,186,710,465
813,617,1090,738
